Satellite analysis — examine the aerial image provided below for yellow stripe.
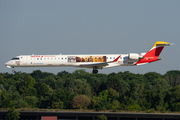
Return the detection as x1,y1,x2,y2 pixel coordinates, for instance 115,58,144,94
152,41,170,48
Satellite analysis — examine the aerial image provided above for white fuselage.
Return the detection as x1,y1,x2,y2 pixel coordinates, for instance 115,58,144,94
4,41,171,74
5,54,136,69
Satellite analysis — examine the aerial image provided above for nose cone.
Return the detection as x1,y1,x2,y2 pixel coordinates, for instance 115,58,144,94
4,62,9,66
4,61,13,68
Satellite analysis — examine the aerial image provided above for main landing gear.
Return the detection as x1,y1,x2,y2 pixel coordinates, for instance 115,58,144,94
92,67,98,74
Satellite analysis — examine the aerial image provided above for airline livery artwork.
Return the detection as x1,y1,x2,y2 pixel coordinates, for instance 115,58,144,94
68,56,107,63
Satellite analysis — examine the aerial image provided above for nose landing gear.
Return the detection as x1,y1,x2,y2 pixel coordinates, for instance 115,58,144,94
12,67,16,73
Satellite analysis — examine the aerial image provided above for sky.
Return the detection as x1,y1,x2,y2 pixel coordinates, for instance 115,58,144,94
0,0,180,75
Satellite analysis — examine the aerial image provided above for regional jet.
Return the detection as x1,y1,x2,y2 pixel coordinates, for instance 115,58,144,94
5,41,170,74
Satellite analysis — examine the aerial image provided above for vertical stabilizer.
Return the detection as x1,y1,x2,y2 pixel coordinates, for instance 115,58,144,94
144,41,170,57
135,41,170,65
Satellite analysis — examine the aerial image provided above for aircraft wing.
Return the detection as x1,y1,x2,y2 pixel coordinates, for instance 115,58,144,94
79,55,121,69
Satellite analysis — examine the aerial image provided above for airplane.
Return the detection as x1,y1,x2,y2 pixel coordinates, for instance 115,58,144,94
5,41,171,74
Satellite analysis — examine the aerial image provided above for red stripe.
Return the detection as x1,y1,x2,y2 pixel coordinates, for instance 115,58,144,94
113,55,121,62
135,57,159,65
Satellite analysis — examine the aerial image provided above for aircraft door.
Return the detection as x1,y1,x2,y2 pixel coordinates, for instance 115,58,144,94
23,56,28,65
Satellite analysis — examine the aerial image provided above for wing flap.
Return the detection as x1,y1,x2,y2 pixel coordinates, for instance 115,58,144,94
80,62,108,67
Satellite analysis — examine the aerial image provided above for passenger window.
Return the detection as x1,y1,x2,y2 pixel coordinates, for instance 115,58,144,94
37,58,39,60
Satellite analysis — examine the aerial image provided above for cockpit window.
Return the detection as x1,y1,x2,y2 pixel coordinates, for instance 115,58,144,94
11,57,20,60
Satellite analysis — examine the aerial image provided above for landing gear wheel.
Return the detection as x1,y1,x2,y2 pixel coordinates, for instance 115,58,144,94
12,68,16,73
92,69,98,74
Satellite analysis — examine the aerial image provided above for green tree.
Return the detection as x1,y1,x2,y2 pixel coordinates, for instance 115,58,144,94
108,88,119,100
130,83,145,105
24,96,38,108
169,85,180,111
5,106,20,120
94,90,111,110
108,100,120,111
35,82,49,98
151,78,172,108
126,104,141,111
96,114,107,120
13,99,28,108
72,79,92,97
19,76,37,96
164,70,180,87
30,70,43,81
51,100,63,109
52,88,74,109
144,72,162,82
57,70,71,78
91,96,103,111
106,77,130,102
92,80,101,96
1,89,13,108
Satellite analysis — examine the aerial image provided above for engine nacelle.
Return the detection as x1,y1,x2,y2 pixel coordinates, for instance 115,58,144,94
128,53,143,60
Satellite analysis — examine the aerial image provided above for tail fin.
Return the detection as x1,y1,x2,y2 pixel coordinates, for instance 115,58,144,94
135,41,170,65
144,41,170,57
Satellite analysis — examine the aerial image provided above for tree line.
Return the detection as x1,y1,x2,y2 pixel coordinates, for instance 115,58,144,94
0,70,180,112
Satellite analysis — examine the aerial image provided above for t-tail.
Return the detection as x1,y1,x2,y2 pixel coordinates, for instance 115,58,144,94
135,41,170,65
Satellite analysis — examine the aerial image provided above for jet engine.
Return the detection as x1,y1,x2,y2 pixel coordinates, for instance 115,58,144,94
128,53,144,61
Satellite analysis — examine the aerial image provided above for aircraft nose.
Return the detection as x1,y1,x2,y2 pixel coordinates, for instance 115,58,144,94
4,61,12,67
4,62,9,66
